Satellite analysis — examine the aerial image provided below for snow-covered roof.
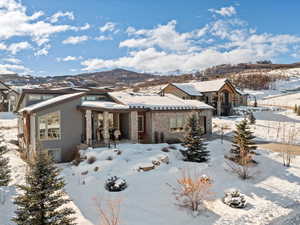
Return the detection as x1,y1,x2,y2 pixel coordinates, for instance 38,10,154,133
81,101,129,110
171,78,228,95
109,92,214,110
236,88,248,96
19,92,84,113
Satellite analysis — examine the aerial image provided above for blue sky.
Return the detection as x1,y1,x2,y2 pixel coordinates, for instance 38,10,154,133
1,0,300,76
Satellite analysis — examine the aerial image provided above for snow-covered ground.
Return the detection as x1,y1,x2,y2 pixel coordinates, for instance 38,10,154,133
58,140,300,225
245,69,300,100
213,109,300,144
1,110,300,225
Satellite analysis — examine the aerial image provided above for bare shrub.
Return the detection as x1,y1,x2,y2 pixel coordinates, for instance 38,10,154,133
168,169,213,213
87,156,97,164
95,197,122,225
281,125,297,167
71,148,81,166
225,160,255,180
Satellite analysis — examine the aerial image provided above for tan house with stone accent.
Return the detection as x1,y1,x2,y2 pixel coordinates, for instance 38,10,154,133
161,79,248,116
17,88,213,162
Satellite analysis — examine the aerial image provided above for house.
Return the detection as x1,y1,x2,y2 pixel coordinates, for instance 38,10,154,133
161,79,248,116
17,88,213,162
0,80,19,112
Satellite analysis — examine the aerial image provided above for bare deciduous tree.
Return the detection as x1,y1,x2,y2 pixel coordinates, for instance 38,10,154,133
281,124,297,167
168,168,213,214
95,197,122,225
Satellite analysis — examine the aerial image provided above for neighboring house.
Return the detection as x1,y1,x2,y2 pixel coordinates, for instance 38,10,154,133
161,79,248,116
17,88,213,162
0,80,19,112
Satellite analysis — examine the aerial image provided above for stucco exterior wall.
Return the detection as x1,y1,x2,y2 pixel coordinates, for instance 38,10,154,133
33,97,83,162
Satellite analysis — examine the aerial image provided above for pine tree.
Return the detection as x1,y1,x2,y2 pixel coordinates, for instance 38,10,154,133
294,104,298,113
12,151,76,225
181,115,209,162
0,143,11,186
253,97,257,107
230,119,257,165
248,112,256,124
297,106,300,116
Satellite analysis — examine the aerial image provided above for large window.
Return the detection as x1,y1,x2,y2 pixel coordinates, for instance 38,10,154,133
170,115,185,132
38,112,61,140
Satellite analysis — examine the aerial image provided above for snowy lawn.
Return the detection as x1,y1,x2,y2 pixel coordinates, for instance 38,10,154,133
1,112,300,225
59,140,300,225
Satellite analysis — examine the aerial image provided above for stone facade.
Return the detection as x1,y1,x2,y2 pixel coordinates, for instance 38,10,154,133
147,109,213,143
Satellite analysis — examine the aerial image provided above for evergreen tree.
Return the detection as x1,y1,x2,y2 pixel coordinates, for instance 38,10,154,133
0,143,11,186
12,151,76,225
230,119,257,165
248,112,256,124
253,97,257,107
297,106,300,116
294,104,298,113
181,115,209,162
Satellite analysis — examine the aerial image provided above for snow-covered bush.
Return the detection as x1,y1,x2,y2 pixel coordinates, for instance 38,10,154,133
105,176,127,192
223,189,247,208
87,156,96,164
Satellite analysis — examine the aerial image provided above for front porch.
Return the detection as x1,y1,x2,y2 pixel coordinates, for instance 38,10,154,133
79,102,140,147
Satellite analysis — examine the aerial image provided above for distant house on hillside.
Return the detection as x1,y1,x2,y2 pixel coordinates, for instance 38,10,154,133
161,79,248,116
0,80,19,112
17,88,213,162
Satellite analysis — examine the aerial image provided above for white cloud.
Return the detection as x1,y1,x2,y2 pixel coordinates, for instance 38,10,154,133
62,35,89,44
120,20,201,52
0,0,90,56
95,35,113,41
78,23,90,31
0,1,72,41
209,6,236,17
0,63,30,74
7,41,31,54
81,47,262,74
0,43,7,50
49,11,74,23
99,22,117,32
57,56,82,62
2,57,21,64
82,18,300,74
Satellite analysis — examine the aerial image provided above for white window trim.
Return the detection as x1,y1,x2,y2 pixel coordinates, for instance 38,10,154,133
38,111,61,141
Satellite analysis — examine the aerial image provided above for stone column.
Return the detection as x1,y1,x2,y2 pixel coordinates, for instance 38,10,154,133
103,111,110,143
86,110,92,146
129,111,138,143
217,94,221,116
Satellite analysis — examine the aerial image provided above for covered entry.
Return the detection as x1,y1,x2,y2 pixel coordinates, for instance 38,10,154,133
79,101,139,146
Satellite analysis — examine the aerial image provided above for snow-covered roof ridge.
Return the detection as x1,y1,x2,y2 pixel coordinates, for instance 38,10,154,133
81,101,129,110
171,78,228,95
109,92,214,110
19,92,85,113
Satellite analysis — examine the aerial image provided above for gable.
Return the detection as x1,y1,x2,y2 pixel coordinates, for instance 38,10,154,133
163,83,197,98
